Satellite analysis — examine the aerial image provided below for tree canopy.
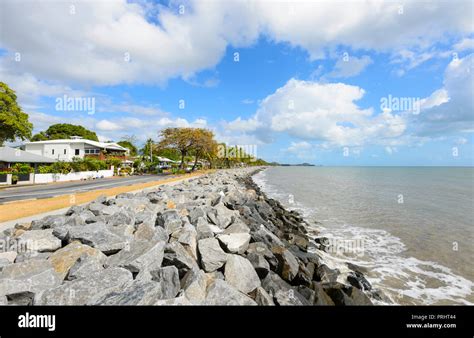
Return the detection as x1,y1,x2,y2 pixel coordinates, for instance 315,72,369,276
0,82,33,145
157,128,199,168
31,123,99,141
117,140,138,156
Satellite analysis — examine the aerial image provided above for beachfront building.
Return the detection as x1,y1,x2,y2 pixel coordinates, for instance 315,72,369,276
22,137,129,162
0,146,56,170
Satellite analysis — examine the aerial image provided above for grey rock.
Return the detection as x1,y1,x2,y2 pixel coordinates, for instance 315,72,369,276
181,269,207,302
36,267,133,305
217,233,250,254
252,225,284,247
88,202,105,216
18,229,62,252
30,215,67,230
0,260,62,297
254,286,275,306
150,266,180,299
222,220,250,234
0,251,17,264
162,242,199,278
196,218,222,240
67,253,106,280
204,279,257,305
274,289,311,305
5,291,35,305
246,252,270,278
106,209,135,227
197,238,227,272
67,223,128,254
188,207,206,225
224,254,261,294
314,264,339,284
107,239,165,274
157,210,183,235
94,280,164,305
155,295,192,305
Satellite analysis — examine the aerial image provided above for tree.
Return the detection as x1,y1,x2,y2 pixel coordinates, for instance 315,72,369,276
117,140,138,156
0,82,33,145
157,128,198,169
31,123,99,141
190,129,218,170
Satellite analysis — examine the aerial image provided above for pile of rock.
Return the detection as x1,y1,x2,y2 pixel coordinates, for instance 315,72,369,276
0,168,374,305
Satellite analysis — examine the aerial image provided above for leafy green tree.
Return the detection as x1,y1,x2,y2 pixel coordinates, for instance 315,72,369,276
117,140,138,156
31,123,99,141
0,82,33,145
157,128,199,169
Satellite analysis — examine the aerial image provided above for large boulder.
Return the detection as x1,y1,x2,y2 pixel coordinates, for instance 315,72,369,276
67,253,106,280
156,210,183,235
181,269,207,302
35,267,133,305
18,229,62,253
106,239,165,274
252,225,284,248
271,246,299,282
204,279,257,305
246,252,270,279
314,264,339,284
162,242,199,278
197,238,227,272
0,260,62,297
224,254,261,294
149,266,180,299
94,280,165,305
253,286,275,306
66,223,129,255
217,233,250,254
49,241,106,279
246,242,278,270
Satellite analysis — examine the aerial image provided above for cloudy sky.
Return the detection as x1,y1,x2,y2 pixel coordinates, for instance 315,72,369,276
0,0,473,165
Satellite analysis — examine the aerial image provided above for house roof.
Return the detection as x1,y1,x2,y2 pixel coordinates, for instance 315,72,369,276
0,146,56,163
157,156,175,162
24,139,127,151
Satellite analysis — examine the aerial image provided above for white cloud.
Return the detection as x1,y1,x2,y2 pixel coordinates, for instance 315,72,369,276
0,0,472,86
454,38,474,51
227,78,406,147
285,141,317,160
326,55,373,78
96,120,124,131
413,54,474,136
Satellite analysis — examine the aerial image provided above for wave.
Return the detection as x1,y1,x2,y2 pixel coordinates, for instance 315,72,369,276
252,168,474,305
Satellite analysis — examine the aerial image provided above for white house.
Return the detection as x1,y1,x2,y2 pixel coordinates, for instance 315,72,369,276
22,137,129,162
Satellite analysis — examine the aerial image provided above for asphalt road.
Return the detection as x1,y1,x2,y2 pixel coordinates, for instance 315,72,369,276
0,175,173,203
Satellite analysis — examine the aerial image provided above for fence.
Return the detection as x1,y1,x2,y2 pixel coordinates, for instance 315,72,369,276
33,169,114,184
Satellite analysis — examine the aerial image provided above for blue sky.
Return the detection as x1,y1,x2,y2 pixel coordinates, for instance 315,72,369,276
0,0,473,165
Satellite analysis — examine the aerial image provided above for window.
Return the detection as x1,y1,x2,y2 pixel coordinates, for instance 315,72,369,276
75,149,80,156
52,149,55,155
64,149,67,155
85,149,100,154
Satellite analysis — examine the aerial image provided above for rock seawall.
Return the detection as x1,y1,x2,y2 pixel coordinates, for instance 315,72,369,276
0,168,375,305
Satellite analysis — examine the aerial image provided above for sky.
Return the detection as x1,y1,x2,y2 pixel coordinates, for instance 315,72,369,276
0,0,473,165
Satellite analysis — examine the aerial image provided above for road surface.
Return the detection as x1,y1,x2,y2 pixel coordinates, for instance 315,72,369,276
0,175,173,203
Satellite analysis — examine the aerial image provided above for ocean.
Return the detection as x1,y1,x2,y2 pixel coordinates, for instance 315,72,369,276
253,166,474,305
